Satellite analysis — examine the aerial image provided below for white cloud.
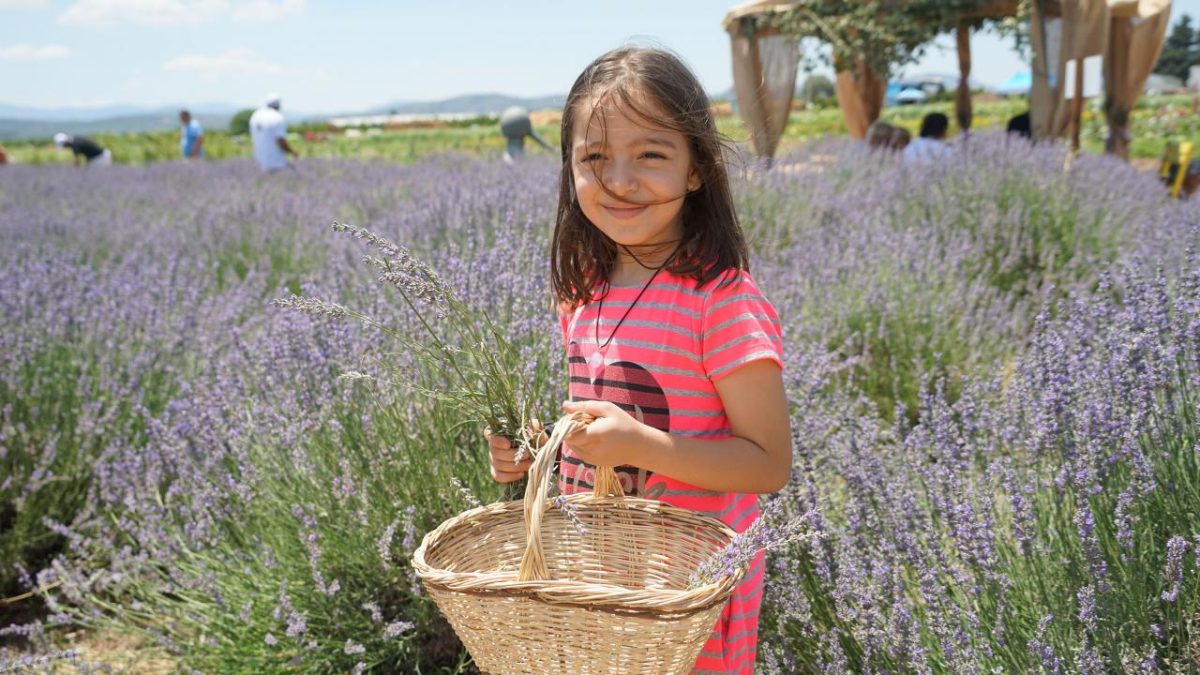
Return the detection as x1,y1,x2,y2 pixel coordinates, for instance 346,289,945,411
231,0,303,22
0,43,72,61
59,0,303,25
163,48,283,76
60,0,227,25
0,0,51,8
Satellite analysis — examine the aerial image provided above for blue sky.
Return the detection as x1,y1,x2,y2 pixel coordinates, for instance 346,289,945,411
2,0,1198,113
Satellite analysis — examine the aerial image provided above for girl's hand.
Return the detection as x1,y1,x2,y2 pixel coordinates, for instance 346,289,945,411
485,429,533,483
561,400,654,468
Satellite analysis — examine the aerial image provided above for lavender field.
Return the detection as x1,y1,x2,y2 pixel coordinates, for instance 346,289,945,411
2,138,1199,673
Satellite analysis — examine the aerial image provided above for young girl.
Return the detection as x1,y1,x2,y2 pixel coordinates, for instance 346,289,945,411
487,46,791,673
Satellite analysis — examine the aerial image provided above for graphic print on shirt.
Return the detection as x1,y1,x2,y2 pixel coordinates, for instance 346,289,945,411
565,340,667,499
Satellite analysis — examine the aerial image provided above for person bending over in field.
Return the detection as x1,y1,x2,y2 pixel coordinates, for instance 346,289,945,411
53,133,112,167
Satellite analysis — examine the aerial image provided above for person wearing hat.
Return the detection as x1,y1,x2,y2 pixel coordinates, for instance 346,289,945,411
249,93,297,171
53,132,112,167
499,106,551,163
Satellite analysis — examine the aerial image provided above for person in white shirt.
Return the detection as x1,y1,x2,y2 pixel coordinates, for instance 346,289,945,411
902,112,950,163
249,93,297,171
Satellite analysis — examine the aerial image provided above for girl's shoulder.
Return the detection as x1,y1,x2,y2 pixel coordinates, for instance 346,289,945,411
683,267,766,300
653,268,775,319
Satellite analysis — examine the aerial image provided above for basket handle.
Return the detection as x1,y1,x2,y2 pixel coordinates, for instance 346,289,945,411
517,411,624,581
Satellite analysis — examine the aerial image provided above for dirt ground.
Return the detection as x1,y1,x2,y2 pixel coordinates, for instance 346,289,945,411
47,631,177,674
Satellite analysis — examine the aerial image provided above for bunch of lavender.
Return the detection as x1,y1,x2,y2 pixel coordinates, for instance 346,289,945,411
274,221,539,448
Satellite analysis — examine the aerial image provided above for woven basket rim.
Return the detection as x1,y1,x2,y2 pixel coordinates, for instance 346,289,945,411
412,494,746,618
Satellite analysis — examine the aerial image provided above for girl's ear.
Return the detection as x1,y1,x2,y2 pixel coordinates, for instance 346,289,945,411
687,166,701,193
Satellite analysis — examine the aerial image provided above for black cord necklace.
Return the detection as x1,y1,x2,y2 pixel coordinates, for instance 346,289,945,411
593,245,678,353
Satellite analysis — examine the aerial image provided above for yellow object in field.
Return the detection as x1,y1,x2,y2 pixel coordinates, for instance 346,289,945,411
1160,141,1194,198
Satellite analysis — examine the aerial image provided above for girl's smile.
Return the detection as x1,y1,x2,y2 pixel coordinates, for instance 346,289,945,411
601,203,648,219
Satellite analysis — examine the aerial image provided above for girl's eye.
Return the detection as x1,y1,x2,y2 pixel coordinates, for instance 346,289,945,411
641,152,667,160
580,153,605,163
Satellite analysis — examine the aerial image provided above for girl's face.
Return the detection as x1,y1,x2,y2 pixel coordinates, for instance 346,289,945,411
570,95,701,252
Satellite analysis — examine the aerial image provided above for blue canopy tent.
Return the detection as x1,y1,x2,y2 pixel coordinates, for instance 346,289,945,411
995,71,1033,95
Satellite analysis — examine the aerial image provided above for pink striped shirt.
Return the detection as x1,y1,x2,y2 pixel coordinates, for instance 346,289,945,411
557,268,784,674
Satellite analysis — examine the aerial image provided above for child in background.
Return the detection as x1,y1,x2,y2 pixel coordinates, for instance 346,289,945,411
865,120,896,151
486,46,792,673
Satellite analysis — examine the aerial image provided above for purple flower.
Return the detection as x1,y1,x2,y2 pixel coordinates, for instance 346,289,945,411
1160,535,1189,602
384,620,414,639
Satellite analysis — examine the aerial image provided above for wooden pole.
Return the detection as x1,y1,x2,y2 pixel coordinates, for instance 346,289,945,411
955,21,973,132
1070,56,1084,151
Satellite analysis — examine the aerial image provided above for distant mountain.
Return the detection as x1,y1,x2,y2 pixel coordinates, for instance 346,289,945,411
0,111,236,141
0,103,150,121
0,95,564,140
0,88,749,140
363,93,566,116
0,102,246,140
1,89,752,141
0,102,242,122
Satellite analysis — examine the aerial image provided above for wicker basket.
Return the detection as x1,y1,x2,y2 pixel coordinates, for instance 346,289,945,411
411,413,745,674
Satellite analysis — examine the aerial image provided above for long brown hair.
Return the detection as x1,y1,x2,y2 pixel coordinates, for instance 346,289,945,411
550,47,748,307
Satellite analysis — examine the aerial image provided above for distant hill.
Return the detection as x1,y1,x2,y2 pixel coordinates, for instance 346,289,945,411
0,90,740,141
0,103,242,141
363,93,567,116
0,103,158,121
0,111,236,141
0,96,567,140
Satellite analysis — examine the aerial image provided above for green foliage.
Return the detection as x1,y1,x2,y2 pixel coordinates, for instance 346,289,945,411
229,108,255,136
1153,13,1200,83
799,74,836,103
753,0,1011,78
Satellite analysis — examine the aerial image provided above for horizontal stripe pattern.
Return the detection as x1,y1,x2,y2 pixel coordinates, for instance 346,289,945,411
557,270,783,674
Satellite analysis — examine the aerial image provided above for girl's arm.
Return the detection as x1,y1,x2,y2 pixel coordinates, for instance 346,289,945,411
563,359,792,494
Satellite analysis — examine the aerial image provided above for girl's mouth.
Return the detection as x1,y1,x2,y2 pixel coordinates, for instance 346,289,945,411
603,204,647,219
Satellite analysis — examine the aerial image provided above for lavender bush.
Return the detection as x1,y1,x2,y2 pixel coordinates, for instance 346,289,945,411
1,159,562,672
2,135,1198,672
760,259,1200,673
746,137,1172,422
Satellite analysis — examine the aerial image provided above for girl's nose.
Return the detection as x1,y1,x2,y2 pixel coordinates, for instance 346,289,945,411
603,162,638,195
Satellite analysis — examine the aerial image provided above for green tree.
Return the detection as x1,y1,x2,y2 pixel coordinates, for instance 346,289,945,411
799,74,836,103
755,0,1009,79
229,108,254,136
1154,14,1197,82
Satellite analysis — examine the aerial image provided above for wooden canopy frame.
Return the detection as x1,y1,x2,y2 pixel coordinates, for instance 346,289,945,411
723,0,1173,160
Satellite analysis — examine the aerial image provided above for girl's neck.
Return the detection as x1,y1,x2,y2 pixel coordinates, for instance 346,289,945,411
611,241,679,287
